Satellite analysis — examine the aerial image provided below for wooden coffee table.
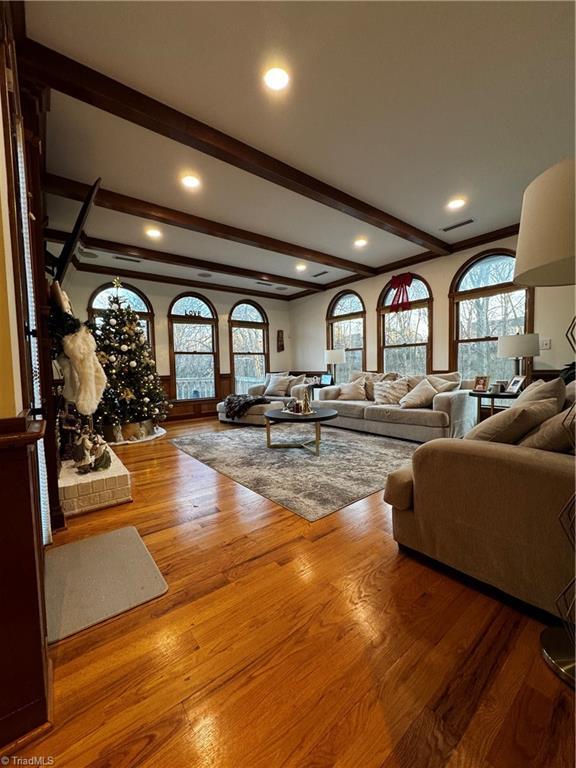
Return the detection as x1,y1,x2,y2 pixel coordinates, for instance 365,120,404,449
264,408,338,456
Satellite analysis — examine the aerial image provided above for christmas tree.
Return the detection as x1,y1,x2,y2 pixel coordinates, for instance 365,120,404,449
91,278,170,431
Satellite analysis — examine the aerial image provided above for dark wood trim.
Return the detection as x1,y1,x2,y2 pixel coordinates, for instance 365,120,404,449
44,173,374,277
325,290,367,377
21,40,450,255
45,228,323,292
288,224,521,301
168,292,220,404
71,256,292,301
448,249,534,372
376,274,433,374
86,280,156,355
228,300,270,393
9,1,26,44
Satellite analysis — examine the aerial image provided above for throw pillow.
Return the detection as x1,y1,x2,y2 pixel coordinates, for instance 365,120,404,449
373,378,409,405
399,378,437,408
351,371,399,400
286,374,306,394
338,378,367,401
517,407,575,452
465,398,559,444
264,374,291,397
264,371,289,388
427,373,461,392
515,378,566,412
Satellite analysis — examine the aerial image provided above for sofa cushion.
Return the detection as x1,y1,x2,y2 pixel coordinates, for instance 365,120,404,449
373,378,409,404
515,378,566,412
318,400,367,419
338,379,367,401
264,374,291,396
399,378,437,408
351,370,399,400
287,374,306,394
427,373,461,392
465,398,558,443
364,404,449,428
264,371,289,386
517,407,575,452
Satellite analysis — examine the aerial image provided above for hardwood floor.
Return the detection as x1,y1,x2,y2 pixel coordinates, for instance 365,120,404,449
9,419,574,767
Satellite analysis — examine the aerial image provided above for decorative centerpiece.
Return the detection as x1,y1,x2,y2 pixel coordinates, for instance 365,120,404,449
282,389,314,416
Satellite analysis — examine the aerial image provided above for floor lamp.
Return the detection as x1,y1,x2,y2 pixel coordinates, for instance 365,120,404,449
514,156,575,685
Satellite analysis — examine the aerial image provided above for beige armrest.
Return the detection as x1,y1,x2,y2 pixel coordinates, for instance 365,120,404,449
433,389,477,437
247,384,266,397
384,462,414,511
318,386,341,400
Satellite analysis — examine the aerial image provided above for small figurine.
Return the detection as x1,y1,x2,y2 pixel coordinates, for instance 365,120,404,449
72,427,94,474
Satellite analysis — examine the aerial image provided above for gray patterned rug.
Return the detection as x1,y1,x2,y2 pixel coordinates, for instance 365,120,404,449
172,425,416,521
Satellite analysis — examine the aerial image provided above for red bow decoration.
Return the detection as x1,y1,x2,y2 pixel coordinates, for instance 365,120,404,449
389,273,414,312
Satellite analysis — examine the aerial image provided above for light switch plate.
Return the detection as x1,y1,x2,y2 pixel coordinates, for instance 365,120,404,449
540,338,552,350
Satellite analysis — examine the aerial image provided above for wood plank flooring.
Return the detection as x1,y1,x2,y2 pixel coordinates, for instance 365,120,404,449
10,419,574,767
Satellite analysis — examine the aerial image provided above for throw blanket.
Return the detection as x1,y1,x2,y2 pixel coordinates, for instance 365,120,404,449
224,394,270,420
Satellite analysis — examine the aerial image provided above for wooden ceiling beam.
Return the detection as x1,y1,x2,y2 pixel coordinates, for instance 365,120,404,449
20,39,451,256
45,173,374,277
70,257,292,301
45,228,323,291
288,223,521,300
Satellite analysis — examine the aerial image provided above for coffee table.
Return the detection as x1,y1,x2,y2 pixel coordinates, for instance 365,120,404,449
264,408,338,456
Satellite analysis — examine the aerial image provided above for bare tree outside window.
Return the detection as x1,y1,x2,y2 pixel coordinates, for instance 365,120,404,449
170,294,218,400
380,277,431,375
327,292,365,383
230,302,269,393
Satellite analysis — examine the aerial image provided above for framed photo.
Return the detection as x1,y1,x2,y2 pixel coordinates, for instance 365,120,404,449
320,373,333,386
506,375,526,394
473,375,490,392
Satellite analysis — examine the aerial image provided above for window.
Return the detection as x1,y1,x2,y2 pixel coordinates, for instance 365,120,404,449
450,251,532,381
229,301,269,394
326,291,366,384
378,276,432,375
169,294,218,400
89,283,154,347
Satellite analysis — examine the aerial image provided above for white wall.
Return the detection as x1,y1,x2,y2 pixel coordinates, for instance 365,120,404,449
63,268,293,376
290,235,575,373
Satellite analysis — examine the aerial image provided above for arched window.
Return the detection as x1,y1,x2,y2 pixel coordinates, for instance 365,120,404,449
169,294,219,401
326,291,366,384
88,282,154,347
229,301,269,394
378,276,432,375
450,250,533,381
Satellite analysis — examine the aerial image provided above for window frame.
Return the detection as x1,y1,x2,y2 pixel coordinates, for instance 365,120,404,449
87,282,156,352
228,300,270,394
449,249,534,378
326,290,366,383
377,275,433,375
168,292,220,402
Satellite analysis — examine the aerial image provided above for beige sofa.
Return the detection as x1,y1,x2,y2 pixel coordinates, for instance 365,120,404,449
217,374,311,424
317,373,477,442
385,383,575,617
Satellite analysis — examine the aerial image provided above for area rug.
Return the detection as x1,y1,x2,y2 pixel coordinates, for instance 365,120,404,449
45,526,168,643
172,425,416,521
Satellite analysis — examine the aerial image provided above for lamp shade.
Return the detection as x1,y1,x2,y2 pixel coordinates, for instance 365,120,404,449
514,158,575,287
497,333,540,359
324,348,346,365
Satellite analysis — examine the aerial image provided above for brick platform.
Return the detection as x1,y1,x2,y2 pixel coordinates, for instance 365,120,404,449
58,449,132,517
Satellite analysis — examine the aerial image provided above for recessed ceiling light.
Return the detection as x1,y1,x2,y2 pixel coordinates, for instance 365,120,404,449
145,227,162,240
295,263,307,272
354,238,368,248
263,68,290,91
447,198,466,210
182,175,201,189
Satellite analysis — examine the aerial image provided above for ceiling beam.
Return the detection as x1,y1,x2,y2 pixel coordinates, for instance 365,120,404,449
70,257,292,301
45,173,374,277
45,229,324,292
20,39,451,256
287,223,521,300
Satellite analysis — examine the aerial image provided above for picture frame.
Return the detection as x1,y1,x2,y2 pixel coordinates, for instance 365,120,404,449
506,375,526,394
320,373,333,386
473,375,490,392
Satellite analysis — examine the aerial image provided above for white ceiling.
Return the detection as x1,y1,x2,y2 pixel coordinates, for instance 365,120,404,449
27,1,574,293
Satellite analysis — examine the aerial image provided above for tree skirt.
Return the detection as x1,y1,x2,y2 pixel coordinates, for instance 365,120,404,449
172,425,417,521
107,426,167,446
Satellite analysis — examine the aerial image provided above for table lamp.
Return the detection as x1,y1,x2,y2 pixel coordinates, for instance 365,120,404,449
324,348,346,378
497,333,540,377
